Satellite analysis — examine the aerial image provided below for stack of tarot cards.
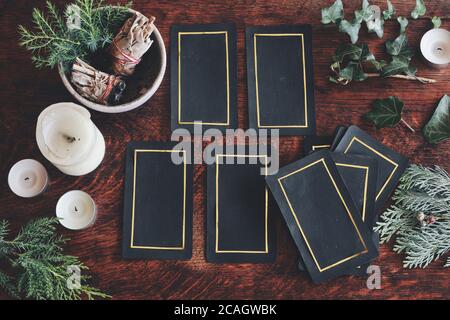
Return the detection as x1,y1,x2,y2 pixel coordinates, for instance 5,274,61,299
266,125,409,283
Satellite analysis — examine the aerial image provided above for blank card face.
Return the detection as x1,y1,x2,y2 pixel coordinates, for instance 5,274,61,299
246,25,316,136
207,153,276,263
122,142,193,260
171,24,237,134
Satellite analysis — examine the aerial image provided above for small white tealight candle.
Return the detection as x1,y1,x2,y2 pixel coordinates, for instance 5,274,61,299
8,159,48,198
420,28,450,67
56,190,97,230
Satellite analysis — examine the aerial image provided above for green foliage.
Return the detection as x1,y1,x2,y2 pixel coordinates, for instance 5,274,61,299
380,22,416,79
355,0,374,23
18,0,131,69
383,0,396,20
338,61,368,81
0,217,110,300
338,19,361,44
364,96,404,129
423,95,450,144
321,0,344,24
321,1,433,85
411,0,426,19
381,56,413,77
333,43,374,62
355,0,384,38
385,33,409,56
432,16,442,29
375,165,450,268
397,16,409,33
329,43,375,84
366,14,384,39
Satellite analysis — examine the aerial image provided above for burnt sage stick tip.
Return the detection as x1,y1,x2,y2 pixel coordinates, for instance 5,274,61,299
110,12,156,77
71,58,126,105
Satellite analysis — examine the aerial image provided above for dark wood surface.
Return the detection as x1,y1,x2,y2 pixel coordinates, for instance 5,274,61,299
0,0,449,300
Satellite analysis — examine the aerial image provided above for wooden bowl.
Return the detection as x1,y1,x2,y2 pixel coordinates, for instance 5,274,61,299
58,17,166,114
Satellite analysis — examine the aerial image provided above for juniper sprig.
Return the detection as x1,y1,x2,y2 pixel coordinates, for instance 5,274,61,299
18,0,131,69
375,165,450,268
0,217,110,300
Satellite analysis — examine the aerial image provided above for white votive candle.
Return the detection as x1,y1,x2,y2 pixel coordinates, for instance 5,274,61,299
36,102,105,176
420,28,450,67
56,190,97,230
8,159,48,198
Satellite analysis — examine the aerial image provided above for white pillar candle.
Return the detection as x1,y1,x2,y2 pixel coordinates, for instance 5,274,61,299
56,190,97,230
36,102,105,176
8,159,48,197
420,28,450,67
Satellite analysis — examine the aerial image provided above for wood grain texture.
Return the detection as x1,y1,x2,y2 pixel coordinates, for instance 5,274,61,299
0,0,449,300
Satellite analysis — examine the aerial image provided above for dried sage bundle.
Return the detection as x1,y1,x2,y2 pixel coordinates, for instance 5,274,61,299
71,58,126,105
110,12,156,76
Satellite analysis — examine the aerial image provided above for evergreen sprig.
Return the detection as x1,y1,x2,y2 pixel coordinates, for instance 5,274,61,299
0,217,110,300
375,165,450,268
18,0,131,69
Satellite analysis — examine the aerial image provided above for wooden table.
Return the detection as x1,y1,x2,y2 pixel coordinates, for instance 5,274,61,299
0,0,449,300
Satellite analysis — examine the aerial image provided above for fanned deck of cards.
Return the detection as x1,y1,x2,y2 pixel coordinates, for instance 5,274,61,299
334,126,409,212
170,24,238,134
122,142,193,260
266,150,378,283
207,152,276,263
268,126,408,282
246,25,316,136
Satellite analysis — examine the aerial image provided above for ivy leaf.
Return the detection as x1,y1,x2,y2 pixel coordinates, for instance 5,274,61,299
383,0,396,20
339,19,361,44
411,0,426,19
386,33,408,56
360,43,375,61
364,96,404,129
366,16,384,38
381,56,410,77
423,95,450,144
333,43,362,62
370,59,387,71
355,0,374,23
333,43,374,62
432,16,442,29
339,61,368,81
397,16,409,33
329,76,340,84
321,0,344,24
355,0,384,38
406,65,417,76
